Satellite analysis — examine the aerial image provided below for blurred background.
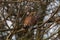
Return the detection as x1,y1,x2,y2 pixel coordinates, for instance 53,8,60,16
0,0,60,40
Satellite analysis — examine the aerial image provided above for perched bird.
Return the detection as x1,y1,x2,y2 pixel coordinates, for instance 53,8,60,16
23,12,37,29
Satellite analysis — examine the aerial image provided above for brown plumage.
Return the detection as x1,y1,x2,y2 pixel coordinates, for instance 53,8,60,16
23,12,37,28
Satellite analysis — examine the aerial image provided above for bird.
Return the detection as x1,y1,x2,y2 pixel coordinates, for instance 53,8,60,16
23,12,37,29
